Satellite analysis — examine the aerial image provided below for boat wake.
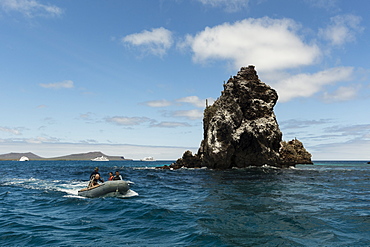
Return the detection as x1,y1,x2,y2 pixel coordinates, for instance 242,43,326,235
2,177,138,198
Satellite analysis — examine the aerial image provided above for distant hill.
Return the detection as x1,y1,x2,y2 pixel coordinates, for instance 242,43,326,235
0,152,44,160
48,151,129,161
0,151,131,161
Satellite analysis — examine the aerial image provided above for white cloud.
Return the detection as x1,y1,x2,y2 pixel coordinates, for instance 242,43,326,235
150,122,191,128
322,85,360,102
142,99,172,107
0,127,22,135
106,116,152,126
0,0,63,18
122,27,173,56
319,14,364,46
173,109,203,120
39,80,74,89
197,0,250,12
176,96,214,108
272,67,354,102
182,17,320,72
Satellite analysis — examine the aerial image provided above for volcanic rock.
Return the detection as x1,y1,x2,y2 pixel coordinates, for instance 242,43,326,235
198,65,282,169
172,150,202,169
279,139,313,166
171,66,312,169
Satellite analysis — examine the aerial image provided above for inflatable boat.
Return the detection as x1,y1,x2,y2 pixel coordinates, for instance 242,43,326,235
78,180,129,198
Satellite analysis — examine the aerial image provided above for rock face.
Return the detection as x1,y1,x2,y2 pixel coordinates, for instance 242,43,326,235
279,139,313,166
169,66,312,170
170,150,202,169
198,65,282,169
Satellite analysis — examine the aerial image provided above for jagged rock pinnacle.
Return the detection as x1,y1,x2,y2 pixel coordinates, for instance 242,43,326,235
170,66,312,169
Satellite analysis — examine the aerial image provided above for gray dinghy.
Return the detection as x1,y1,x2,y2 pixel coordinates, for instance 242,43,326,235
78,180,129,198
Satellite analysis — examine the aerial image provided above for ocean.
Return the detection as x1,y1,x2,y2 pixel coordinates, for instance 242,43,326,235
0,160,369,246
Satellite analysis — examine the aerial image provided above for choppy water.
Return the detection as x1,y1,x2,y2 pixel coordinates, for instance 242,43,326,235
1,160,369,246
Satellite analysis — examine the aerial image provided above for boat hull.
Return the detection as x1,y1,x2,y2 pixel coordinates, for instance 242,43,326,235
78,180,129,198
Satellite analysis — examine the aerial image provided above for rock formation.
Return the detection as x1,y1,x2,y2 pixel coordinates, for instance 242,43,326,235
198,65,282,169
279,139,313,166
168,66,312,169
168,150,202,169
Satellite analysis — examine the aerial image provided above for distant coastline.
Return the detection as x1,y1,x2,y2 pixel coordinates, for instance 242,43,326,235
0,151,132,161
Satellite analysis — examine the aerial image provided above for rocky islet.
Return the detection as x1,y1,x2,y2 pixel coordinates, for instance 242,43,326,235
168,65,312,169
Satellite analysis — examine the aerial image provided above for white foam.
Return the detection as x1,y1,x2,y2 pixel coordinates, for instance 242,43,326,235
56,181,87,196
3,177,138,198
63,194,86,199
117,189,139,198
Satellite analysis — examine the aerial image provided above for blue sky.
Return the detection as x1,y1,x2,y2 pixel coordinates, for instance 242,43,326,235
0,0,369,160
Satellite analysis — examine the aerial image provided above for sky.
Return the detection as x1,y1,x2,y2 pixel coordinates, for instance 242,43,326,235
0,0,369,160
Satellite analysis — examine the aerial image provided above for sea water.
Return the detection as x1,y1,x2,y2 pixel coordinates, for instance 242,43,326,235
0,160,369,246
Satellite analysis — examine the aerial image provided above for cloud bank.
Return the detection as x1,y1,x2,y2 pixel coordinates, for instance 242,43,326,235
272,67,354,102
123,15,363,103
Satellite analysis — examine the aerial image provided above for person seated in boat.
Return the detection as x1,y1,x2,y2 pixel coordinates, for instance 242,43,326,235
113,170,123,180
88,174,103,188
90,167,104,183
108,172,114,181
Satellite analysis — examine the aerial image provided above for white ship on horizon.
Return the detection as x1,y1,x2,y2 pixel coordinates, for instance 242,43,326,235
140,156,155,161
91,156,109,161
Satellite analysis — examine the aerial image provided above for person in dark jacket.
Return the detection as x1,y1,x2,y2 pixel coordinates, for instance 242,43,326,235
113,170,123,180
88,167,104,188
90,167,104,182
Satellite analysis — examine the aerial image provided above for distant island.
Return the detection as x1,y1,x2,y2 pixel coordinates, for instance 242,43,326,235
0,151,132,161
